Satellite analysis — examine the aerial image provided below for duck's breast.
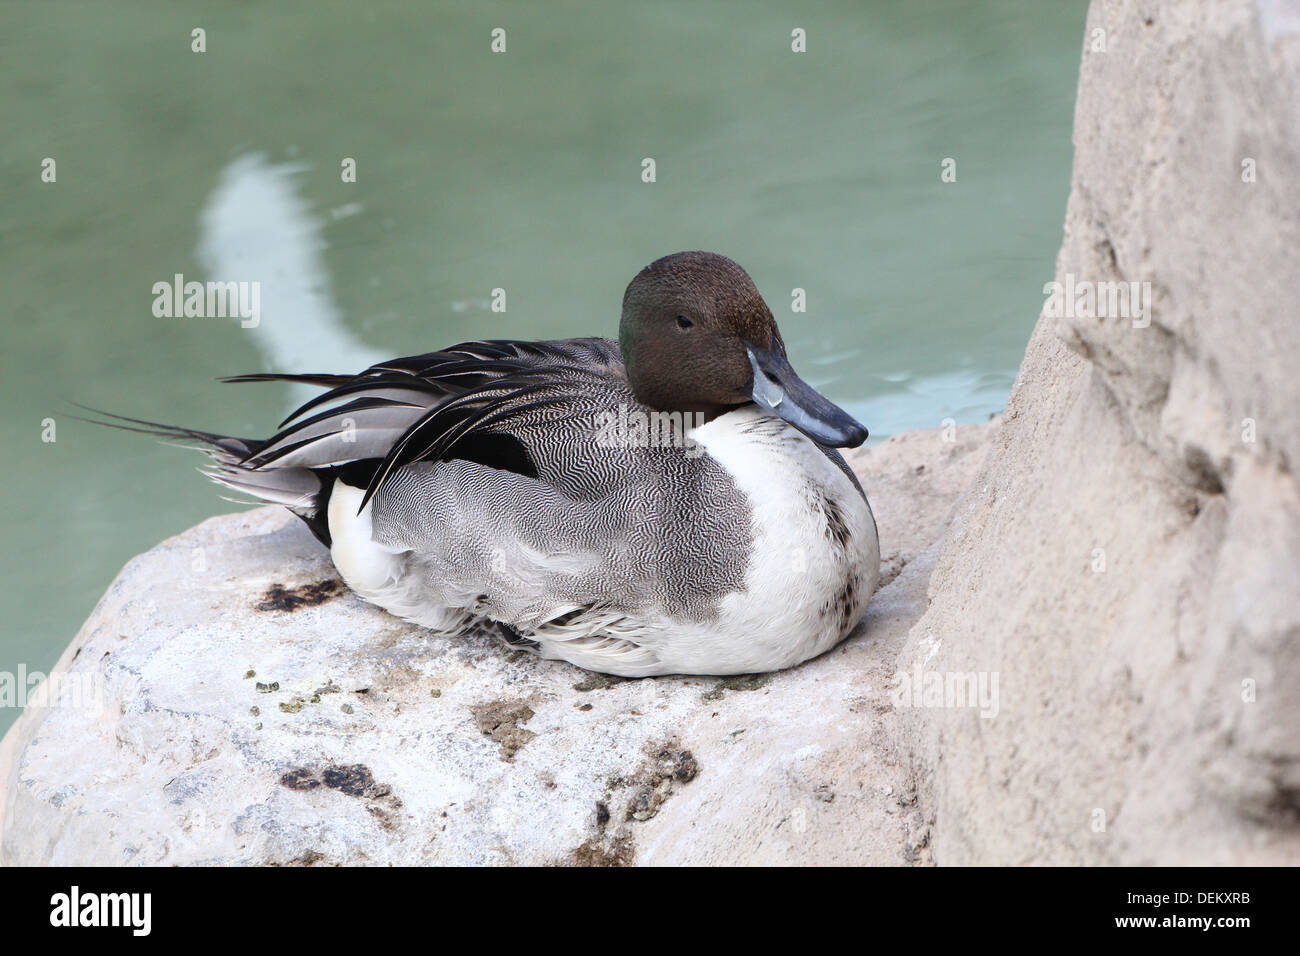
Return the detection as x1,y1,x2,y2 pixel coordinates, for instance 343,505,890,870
665,406,880,674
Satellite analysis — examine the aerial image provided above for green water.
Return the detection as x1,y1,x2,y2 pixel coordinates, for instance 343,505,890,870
0,0,1087,733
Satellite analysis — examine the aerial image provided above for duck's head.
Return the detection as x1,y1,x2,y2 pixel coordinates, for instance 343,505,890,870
618,251,868,448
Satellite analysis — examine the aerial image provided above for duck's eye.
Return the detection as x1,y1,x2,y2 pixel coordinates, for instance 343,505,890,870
676,315,693,330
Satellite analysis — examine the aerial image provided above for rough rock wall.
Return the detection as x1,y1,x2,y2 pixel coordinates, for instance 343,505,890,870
899,0,1300,864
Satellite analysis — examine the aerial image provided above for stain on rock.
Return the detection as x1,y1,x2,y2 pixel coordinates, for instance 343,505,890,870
652,747,700,784
279,768,321,791
277,763,403,829
626,748,698,822
566,835,635,867
255,579,342,612
702,673,771,702
605,744,702,825
321,764,378,797
572,673,627,692
627,779,673,821
281,849,328,867
471,700,537,759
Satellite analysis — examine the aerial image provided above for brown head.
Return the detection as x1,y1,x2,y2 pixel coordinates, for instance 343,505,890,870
618,251,868,447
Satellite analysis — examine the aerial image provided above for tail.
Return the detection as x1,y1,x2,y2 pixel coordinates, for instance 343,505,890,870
73,403,371,547
75,357,458,545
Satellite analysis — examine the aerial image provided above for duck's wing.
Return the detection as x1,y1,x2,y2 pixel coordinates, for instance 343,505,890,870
84,336,697,553
226,336,635,511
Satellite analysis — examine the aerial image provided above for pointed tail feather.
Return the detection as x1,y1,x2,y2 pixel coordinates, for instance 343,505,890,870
73,404,325,522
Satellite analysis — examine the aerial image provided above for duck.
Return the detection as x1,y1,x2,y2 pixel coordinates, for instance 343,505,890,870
95,251,880,676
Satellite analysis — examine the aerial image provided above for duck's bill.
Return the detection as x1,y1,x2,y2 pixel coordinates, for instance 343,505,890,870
744,342,869,448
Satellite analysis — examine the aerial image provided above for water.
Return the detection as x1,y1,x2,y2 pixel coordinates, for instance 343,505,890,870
0,0,1087,732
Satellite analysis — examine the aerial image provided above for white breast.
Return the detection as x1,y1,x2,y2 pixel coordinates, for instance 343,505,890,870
637,406,880,675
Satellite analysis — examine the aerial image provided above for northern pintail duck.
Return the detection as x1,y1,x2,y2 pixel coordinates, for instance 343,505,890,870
99,252,879,676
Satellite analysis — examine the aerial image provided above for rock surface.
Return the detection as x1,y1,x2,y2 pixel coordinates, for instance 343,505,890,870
0,425,993,865
897,0,1300,864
